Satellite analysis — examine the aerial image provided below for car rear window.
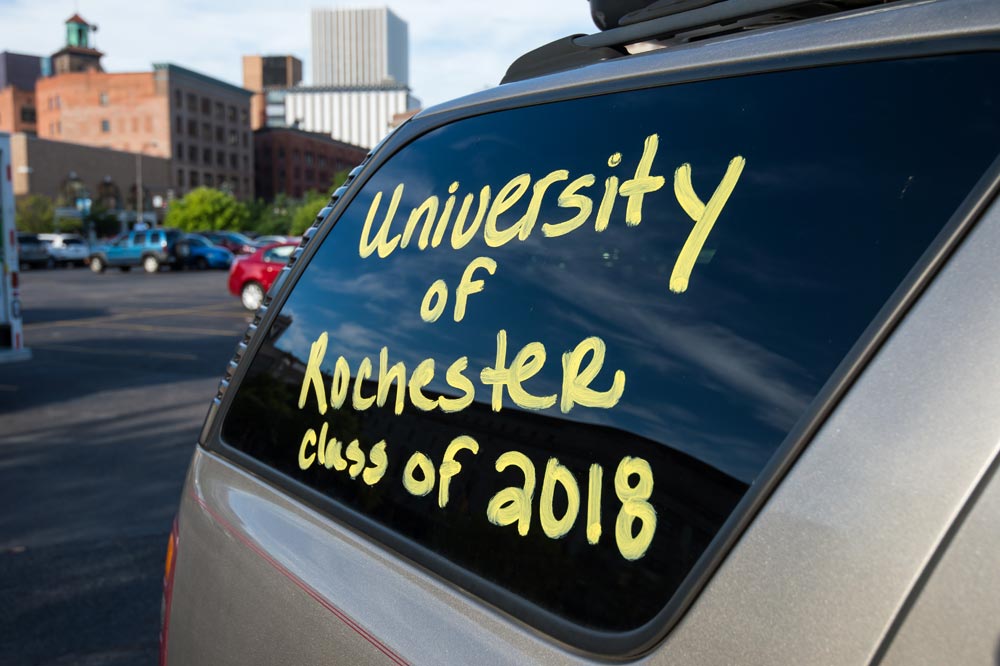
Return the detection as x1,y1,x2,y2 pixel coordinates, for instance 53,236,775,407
218,54,1000,642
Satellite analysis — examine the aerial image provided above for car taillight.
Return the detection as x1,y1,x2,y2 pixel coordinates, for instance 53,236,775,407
159,517,179,666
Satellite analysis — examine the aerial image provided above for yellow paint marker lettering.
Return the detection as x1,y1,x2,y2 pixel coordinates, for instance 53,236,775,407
670,156,746,293
481,330,556,412
618,133,665,226
376,346,406,415
594,176,619,232
454,256,497,323
362,440,388,485
438,435,479,509
543,174,595,238
539,458,580,539
353,356,376,410
298,332,328,415
586,463,603,544
359,184,404,259
440,357,475,413
560,336,625,413
514,169,568,241
345,439,366,479
420,279,448,323
430,182,459,248
329,356,351,410
451,186,491,250
484,174,531,247
402,451,435,497
400,194,438,250
316,421,329,467
615,456,657,561
298,428,317,470
486,451,536,536
324,437,347,471
408,359,438,411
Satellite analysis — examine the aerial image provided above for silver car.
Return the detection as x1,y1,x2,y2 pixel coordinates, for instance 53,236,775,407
162,1,1000,664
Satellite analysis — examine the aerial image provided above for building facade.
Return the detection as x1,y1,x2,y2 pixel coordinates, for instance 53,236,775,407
311,8,409,87
267,84,417,149
0,52,42,91
243,55,302,131
254,127,367,200
0,52,42,135
34,63,254,200
9,132,171,218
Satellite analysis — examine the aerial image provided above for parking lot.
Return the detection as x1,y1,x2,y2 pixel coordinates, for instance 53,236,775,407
0,267,250,664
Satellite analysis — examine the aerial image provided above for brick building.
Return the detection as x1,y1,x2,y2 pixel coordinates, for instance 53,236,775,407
0,52,42,135
253,127,367,200
242,55,302,131
35,63,254,199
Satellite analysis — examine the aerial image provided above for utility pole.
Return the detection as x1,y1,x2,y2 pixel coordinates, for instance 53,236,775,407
135,142,157,228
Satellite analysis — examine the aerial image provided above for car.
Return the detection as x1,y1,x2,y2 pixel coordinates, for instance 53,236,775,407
38,233,90,267
183,234,234,270
162,1,1000,664
253,234,293,245
15,233,53,270
88,228,188,274
227,242,296,310
197,230,259,255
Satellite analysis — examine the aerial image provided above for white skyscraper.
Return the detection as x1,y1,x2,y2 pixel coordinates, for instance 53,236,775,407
311,7,409,87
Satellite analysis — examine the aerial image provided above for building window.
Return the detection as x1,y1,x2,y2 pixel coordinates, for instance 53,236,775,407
201,97,211,115
177,142,184,159
229,153,238,169
132,117,139,132
174,89,182,107
175,115,183,132
100,119,110,133
304,152,314,165
304,168,315,180
243,178,249,194
190,171,199,187
228,130,237,146
55,95,60,109
205,173,214,187
203,147,212,164
216,150,225,166
215,126,224,143
177,168,184,185
227,105,236,122
242,155,249,169
189,145,198,163
187,93,197,111
202,123,212,140
188,119,198,137
21,107,36,123
241,108,248,123
277,147,285,159
99,91,109,106
318,155,327,167
215,101,224,120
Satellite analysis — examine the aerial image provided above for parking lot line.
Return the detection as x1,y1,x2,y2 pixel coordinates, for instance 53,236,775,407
25,303,246,332
65,321,244,337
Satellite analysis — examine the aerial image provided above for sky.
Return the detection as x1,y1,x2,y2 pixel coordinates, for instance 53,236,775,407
0,0,598,108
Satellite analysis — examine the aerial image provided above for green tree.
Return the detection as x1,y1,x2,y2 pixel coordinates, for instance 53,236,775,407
289,190,330,236
86,204,121,238
15,194,55,233
246,194,295,236
164,187,249,232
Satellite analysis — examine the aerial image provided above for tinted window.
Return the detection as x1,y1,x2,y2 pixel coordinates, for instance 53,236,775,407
130,233,148,246
220,55,1000,639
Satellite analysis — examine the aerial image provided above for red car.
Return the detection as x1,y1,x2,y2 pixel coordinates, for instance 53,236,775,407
228,242,297,310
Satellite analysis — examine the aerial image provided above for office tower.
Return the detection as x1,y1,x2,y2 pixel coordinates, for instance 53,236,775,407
311,7,409,87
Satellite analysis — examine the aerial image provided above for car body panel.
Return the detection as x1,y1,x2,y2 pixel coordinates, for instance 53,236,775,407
169,188,1000,665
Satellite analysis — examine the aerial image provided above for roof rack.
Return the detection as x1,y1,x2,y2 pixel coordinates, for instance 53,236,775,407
502,0,886,84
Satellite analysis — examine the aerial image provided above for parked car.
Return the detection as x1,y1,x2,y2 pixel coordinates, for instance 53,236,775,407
163,1,1000,665
183,234,234,270
253,234,294,246
38,233,89,267
16,233,53,270
197,230,258,255
88,228,188,273
227,242,296,310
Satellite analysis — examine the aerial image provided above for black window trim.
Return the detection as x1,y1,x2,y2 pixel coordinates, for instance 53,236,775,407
199,34,1000,658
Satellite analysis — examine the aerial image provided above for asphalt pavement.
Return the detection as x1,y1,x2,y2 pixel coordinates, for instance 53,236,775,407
0,266,251,665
